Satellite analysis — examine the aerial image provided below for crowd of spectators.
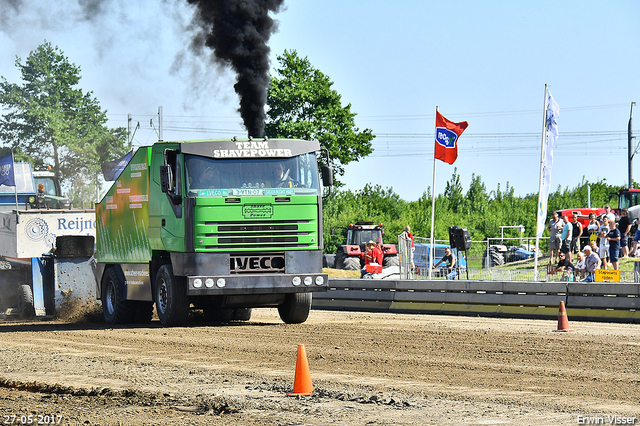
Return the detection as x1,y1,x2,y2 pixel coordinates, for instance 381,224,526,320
549,205,633,282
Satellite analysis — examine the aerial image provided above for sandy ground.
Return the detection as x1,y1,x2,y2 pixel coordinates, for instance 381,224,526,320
0,305,639,425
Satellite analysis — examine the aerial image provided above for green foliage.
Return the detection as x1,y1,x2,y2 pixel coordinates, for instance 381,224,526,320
322,174,626,254
265,50,375,181
0,41,128,205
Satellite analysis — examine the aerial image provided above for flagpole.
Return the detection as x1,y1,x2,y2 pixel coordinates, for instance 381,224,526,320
11,151,18,223
428,106,439,279
534,84,549,281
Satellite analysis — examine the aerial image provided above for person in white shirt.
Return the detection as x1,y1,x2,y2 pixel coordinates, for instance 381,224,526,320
603,204,616,222
598,216,610,269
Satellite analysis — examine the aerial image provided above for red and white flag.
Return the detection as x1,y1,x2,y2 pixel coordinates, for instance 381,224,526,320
434,111,468,165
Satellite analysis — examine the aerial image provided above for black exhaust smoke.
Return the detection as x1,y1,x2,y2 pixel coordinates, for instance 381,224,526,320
186,0,284,138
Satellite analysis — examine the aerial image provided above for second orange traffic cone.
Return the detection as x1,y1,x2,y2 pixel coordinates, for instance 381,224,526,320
554,301,575,332
287,344,314,396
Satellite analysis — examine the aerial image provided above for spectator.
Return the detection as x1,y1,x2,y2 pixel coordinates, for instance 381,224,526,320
401,225,415,270
374,242,384,264
548,212,564,264
618,208,632,258
582,245,601,282
586,213,600,244
552,252,574,280
607,220,621,270
433,247,457,280
571,212,583,258
360,241,376,278
604,204,616,222
631,217,640,257
598,216,610,269
560,214,573,262
574,251,586,279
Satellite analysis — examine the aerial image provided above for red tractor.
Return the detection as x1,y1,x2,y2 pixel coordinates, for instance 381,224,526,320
332,222,399,270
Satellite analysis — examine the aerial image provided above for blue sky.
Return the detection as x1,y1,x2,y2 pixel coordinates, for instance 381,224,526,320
1,0,638,202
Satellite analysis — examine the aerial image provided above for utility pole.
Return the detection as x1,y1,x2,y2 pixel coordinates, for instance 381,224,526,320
630,102,636,188
127,113,132,148
158,106,163,142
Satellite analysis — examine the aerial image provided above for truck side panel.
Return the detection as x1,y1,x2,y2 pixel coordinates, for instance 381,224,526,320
96,147,152,263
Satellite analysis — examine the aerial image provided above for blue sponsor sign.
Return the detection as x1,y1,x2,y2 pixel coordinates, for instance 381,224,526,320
435,128,458,148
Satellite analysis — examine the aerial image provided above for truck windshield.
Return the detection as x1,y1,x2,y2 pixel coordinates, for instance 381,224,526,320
34,177,58,196
184,153,321,197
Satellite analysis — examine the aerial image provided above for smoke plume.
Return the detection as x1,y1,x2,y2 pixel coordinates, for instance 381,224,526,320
186,0,284,138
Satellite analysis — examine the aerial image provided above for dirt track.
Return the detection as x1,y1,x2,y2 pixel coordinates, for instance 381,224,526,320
0,306,639,425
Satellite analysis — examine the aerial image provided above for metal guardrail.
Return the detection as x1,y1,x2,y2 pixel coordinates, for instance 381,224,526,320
314,278,640,323
412,268,637,282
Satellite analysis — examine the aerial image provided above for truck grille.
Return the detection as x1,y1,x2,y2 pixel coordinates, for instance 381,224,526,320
198,220,311,250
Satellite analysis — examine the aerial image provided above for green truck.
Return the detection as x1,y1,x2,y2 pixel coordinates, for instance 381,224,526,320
95,138,332,326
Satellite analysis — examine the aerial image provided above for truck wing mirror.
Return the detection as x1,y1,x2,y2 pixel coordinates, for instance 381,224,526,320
321,165,333,187
160,165,172,193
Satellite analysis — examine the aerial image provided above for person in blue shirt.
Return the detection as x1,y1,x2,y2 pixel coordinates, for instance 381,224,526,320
607,220,621,270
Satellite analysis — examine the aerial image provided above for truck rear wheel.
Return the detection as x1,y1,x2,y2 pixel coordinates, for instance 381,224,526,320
17,284,34,319
278,293,311,324
102,267,135,324
155,264,189,326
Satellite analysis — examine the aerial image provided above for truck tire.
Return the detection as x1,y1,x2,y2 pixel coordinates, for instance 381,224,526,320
278,293,312,324
343,257,360,271
232,308,252,321
102,267,135,324
383,255,399,267
17,284,34,319
56,236,95,258
155,264,189,326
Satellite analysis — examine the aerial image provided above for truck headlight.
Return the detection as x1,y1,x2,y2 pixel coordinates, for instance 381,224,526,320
304,276,313,286
193,278,203,288
205,278,214,288
315,276,325,285
216,278,225,288
292,276,301,286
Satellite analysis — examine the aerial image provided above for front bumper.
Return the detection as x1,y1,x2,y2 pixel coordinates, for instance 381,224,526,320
187,273,328,296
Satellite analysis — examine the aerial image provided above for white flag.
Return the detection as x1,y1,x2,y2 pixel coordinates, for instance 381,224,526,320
536,90,559,238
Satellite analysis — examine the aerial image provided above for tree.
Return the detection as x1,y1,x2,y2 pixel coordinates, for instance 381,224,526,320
265,50,374,179
0,41,127,201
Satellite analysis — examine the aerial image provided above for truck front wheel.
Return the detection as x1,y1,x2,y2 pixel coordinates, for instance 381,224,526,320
102,267,135,324
278,293,312,324
154,264,189,326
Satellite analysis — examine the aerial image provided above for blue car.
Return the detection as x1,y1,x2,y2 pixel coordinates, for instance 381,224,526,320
413,243,466,277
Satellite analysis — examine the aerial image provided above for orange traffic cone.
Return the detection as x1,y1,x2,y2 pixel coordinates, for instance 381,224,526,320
287,344,314,396
554,301,575,332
